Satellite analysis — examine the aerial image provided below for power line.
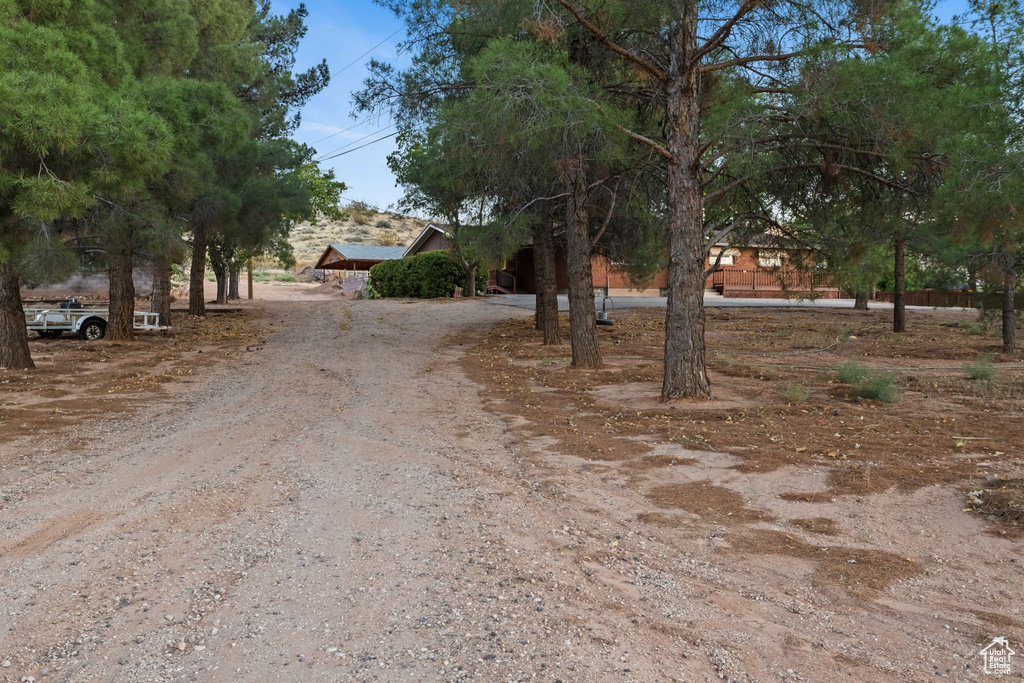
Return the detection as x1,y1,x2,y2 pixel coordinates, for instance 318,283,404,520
318,132,399,161
304,29,403,148
333,28,403,77
315,124,395,160
309,119,371,145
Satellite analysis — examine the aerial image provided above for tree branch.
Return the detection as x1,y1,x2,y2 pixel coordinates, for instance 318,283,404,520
704,163,914,204
691,1,760,64
590,177,621,249
703,213,779,278
557,0,668,83
699,51,803,74
617,124,673,162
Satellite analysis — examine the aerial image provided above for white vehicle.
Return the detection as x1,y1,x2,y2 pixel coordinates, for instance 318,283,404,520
24,300,167,340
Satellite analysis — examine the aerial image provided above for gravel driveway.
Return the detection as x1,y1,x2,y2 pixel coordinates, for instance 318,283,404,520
1,299,688,682
0,297,1017,682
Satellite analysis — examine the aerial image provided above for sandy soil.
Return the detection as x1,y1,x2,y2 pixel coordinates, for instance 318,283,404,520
1,294,1022,683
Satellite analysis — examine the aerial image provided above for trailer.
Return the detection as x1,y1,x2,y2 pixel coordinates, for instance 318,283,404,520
24,300,166,340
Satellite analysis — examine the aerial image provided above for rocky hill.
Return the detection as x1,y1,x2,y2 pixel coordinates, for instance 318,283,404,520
289,205,429,266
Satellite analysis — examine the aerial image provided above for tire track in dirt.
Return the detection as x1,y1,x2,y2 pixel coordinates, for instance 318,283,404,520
1,299,714,683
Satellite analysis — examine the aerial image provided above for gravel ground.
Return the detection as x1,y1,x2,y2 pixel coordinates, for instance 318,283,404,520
1,297,1020,682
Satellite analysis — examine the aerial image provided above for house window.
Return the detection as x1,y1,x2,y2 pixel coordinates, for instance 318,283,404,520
709,248,734,266
759,250,783,268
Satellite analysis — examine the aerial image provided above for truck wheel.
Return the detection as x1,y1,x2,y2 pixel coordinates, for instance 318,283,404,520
37,330,62,339
79,318,106,341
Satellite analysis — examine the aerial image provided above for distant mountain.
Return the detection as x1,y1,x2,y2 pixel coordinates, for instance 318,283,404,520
290,206,429,265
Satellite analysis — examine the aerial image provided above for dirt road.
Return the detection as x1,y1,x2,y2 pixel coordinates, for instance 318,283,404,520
1,298,1021,682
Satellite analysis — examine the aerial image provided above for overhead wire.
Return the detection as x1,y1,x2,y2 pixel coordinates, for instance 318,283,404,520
315,124,396,160
308,119,373,146
317,132,399,161
304,27,403,147
332,28,402,77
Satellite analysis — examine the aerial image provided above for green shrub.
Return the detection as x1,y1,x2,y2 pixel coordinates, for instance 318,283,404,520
375,219,392,229
966,355,994,381
275,272,298,283
409,250,466,297
369,257,415,297
837,361,899,403
837,361,869,384
854,372,900,403
966,322,987,336
370,250,479,298
785,383,812,402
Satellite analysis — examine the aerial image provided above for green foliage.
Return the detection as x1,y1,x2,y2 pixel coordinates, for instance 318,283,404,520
375,219,392,229
854,372,901,404
17,231,79,288
368,257,413,297
837,362,900,402
369,251,469,298
298,163,346,220
837,361,869,385
275,271,298,283
966,355,995,381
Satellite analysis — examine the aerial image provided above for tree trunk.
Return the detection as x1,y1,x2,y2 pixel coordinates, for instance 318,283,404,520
854,291,870,310
534,218,560,345
189,223,208,316
247,258,254,300
662,16,710,400
215,266,228,305
107,233,136,341
0,261,34,370
893,234,906,333
150,256,172,327
565,154,601,368
464,263,477,297
228,261,240,301
1002,266,1016,354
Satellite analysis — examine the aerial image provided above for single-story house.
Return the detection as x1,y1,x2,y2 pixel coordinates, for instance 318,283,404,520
404,224,520,293
402,224,838,298
314,244,407,272
512,240,838,298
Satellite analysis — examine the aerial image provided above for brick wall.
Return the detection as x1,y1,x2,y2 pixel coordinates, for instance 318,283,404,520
591,256,668,296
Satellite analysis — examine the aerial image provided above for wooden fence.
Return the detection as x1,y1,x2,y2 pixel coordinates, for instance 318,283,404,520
875,290,1024,308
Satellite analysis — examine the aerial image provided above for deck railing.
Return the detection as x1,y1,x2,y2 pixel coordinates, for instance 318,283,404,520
708,269,836,292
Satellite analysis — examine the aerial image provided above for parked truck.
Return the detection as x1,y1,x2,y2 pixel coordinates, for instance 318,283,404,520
24,300,166,340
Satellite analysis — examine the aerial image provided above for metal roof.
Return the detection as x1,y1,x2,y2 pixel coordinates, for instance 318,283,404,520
328,244,407,261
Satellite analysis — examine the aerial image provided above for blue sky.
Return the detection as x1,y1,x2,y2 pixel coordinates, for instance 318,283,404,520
270,0,408,212
273,0,970,215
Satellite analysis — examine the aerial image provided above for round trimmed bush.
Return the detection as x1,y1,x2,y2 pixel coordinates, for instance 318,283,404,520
370,250,473,298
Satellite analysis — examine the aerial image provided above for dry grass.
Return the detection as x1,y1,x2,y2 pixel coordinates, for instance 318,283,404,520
290,208,428,265
969,478,1024,528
